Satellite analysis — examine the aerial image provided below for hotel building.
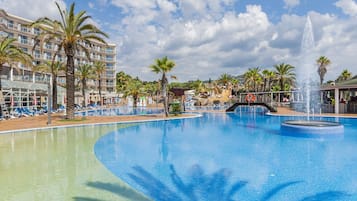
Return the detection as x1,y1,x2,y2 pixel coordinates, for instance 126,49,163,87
0,9,117,110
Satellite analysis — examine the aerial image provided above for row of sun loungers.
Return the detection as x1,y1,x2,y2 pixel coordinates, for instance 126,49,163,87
0,105,66,120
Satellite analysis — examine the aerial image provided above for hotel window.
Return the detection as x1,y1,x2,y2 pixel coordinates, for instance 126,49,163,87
106,55,113,61
34,50,40,59
7,20,13,28
45,42,52,49
44,52,51,60
34,28,40,35
20,35,28,44
21,47,28,53
57,55,62,61
106,47,114,53
106,63,114,70
21,25,28,32
0,31,7,37
33,60,40,65
8,32,14,38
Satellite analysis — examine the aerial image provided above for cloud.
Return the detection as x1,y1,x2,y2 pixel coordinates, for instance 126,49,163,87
2,0,357,83
335,0,357,16
0,0,66,20
111,4,272,81
89,2,95,9
284,0,300,9
109,1,357,81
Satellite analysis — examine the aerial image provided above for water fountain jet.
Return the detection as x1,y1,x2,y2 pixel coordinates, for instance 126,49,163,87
280,16,344,138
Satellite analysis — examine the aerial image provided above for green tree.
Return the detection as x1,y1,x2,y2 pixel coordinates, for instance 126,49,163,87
32,2,108,119
36,61,65,110
116,71,132,92
76,64,94,107
143,81,159,98
262,69,275,92
0,37,32,116
123,79,144,107
191,80,207,94
93,61,106,105
316,56,331,85
217,73,233,87
336,69,352,82
150,56,176,117
274,63,295,100
244,67,261,92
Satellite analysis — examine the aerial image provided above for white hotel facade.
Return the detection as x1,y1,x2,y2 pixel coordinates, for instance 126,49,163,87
0,9,117,110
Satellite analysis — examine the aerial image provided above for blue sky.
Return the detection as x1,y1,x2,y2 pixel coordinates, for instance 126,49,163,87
1,0,357,81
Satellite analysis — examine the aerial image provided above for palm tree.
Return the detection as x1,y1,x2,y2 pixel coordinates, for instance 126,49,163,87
274,63,295,101
36,61,65,110
262,69,275,92
150,56,176,117
316,56,331,85
93,61,106,105
217,73,233,88
336,69,352,82
0,37,32,116
32,2,108,119
244,67,261,92
123,79,144,107
76,64,93,107
116,71,133,92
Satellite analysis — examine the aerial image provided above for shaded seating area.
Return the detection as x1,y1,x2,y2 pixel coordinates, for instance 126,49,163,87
321,76,357,114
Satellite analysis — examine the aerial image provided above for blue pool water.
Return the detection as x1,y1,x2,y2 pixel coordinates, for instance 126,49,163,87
95,112,357,201
76,107,163,116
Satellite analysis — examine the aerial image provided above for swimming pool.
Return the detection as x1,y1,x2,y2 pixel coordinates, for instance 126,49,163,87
0,124,151,201
76,107,164,116
95,112,357,201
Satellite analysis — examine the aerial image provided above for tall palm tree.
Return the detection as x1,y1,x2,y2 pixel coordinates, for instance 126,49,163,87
316,56,331,85
262,69,275,92
36,61,65,110
32,2,108,119
274,63,295,101
336,69,352,82
0,37,32,116
150,56,176,117
76,64,93,107
244,67,261,92
93,61,106,105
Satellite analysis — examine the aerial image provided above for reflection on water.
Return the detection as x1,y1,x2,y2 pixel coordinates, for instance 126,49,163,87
0,124,149,201
95,113,357,200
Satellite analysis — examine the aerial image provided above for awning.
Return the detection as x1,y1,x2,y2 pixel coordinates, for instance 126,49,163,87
1,80,65,92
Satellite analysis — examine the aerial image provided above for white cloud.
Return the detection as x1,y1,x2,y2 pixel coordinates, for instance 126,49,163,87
335,0,357,16
111,0,156,14
157,0,177,13
2,0,357,82
89,2,95,9
111,4,272,81
0,0,66,20
284,0,300,9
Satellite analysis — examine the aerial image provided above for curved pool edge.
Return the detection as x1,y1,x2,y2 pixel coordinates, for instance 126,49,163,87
0,113,203,135
267,112,357,119
91,113,202,200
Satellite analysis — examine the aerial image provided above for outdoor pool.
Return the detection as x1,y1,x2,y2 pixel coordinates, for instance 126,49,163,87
1,111,357,200
75,107,164,117
95,112,357,201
